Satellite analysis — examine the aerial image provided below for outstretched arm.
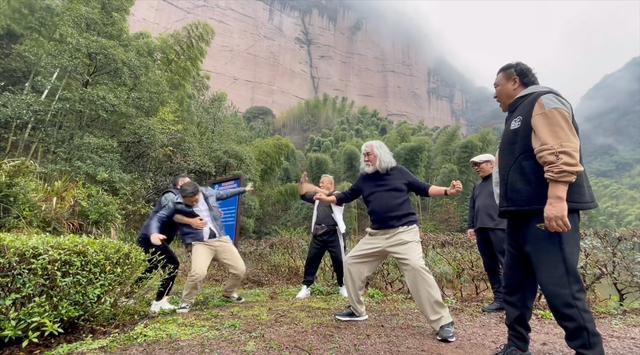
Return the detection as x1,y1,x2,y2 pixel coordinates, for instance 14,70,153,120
298,171,330,195
428,180,463,197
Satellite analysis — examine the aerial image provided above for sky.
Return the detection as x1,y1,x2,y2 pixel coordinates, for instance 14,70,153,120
392,0,640,105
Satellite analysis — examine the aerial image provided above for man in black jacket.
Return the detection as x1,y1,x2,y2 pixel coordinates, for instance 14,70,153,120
137,174,196,313
467,153,507,313
493,62,603,355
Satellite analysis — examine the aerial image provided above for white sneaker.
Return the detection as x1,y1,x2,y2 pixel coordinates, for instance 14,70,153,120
295,285,311,300
150,298,176,313
339,286,348,298
158,298,177,311
150,300,163,313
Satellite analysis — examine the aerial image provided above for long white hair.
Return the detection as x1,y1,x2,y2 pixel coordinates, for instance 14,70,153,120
360,140,397,174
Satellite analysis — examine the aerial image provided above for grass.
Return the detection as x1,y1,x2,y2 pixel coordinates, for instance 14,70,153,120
47,285,353,354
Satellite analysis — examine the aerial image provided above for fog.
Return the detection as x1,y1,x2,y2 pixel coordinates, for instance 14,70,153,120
389,0,640,105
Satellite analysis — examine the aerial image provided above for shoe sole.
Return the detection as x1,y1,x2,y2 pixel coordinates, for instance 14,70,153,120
335,314,369,321
223,298,245,304
436,336,456,343
482,309,505,313
176,310,189,314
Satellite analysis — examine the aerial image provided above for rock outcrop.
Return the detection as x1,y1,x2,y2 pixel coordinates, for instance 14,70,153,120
129,0,480,126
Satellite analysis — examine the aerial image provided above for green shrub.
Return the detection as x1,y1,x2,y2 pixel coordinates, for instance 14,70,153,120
0,159,122,234
0,233,149,347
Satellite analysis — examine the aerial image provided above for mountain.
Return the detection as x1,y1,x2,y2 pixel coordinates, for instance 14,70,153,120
576,56,640,179
128,0,500,130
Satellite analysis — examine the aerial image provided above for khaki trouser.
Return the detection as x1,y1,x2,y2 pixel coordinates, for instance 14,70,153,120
181,238,246,305
344,225,452,330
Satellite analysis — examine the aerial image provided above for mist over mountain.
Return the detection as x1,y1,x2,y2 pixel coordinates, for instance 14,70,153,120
576,56,640,179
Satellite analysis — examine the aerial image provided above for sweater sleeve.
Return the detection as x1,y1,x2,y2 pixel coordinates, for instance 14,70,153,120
400,166,431,197
531,94,584,183
335,178,363,205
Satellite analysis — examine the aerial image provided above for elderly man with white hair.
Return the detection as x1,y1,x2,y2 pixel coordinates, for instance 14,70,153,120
467,153,507,313
314,140,463,343
296,172,348,300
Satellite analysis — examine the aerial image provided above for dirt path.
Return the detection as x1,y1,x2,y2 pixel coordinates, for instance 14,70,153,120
58,288,639,355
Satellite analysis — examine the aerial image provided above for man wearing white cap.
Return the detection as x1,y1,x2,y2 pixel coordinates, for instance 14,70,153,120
467,153,507,313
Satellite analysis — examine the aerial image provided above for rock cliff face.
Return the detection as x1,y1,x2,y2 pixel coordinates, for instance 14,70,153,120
129,0,471,126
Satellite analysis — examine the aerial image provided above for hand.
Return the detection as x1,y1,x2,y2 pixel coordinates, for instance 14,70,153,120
466,229,476,240
150,233,167,246
544,198,571,232
447,180,463,196
245,182,254,192
314,192,334,203
190,217,206,230
300,171,309,184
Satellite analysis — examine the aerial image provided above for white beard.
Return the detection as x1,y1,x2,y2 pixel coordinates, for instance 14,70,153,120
363,164,377,174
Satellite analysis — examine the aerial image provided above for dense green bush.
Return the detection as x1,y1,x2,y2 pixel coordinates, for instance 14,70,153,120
0,159,122,234
0,233,149,347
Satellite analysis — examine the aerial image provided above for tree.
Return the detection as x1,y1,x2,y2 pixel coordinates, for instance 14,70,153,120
338,145,361,183
306,153,333,184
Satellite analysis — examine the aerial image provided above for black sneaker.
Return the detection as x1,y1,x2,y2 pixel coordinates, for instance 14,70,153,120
334,307,369,321
223,294,245,303
482,301,505,313
436,321,456,342
494,344,532,355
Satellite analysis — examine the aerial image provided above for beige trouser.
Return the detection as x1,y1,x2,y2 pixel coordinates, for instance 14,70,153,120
181,238,246,305
344,225,452,330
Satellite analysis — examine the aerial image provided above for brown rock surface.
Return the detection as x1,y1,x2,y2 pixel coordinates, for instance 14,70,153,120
129,0,466,126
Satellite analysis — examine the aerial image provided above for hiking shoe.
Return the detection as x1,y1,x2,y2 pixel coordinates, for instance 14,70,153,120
223,293,245,303
494,344,532,355
482,301,505,313
436,321,456,342
338,285,348,298
296,285,311,300
335,307,368,321
176,303,191,314
150,298,176,313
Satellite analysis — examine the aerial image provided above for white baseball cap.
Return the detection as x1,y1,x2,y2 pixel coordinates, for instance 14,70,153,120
470,153,495,163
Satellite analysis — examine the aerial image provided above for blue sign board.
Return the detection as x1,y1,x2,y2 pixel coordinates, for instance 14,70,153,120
211,177,242,242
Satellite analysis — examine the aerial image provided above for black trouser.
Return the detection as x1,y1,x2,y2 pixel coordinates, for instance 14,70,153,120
302,229,345,287
476,227,506,302
137,236,180,302
503,212,603,354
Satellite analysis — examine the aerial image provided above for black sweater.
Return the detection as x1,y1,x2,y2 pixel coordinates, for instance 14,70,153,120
336,165,430,230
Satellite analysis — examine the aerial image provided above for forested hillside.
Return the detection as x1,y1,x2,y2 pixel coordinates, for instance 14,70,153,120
577,57,640,229
1,1,636,236
0,0,505,239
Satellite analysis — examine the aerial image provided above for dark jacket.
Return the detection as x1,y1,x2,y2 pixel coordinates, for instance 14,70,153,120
468,174,507,230
498,89,597,217
138,188,180,245
149,186,247,246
